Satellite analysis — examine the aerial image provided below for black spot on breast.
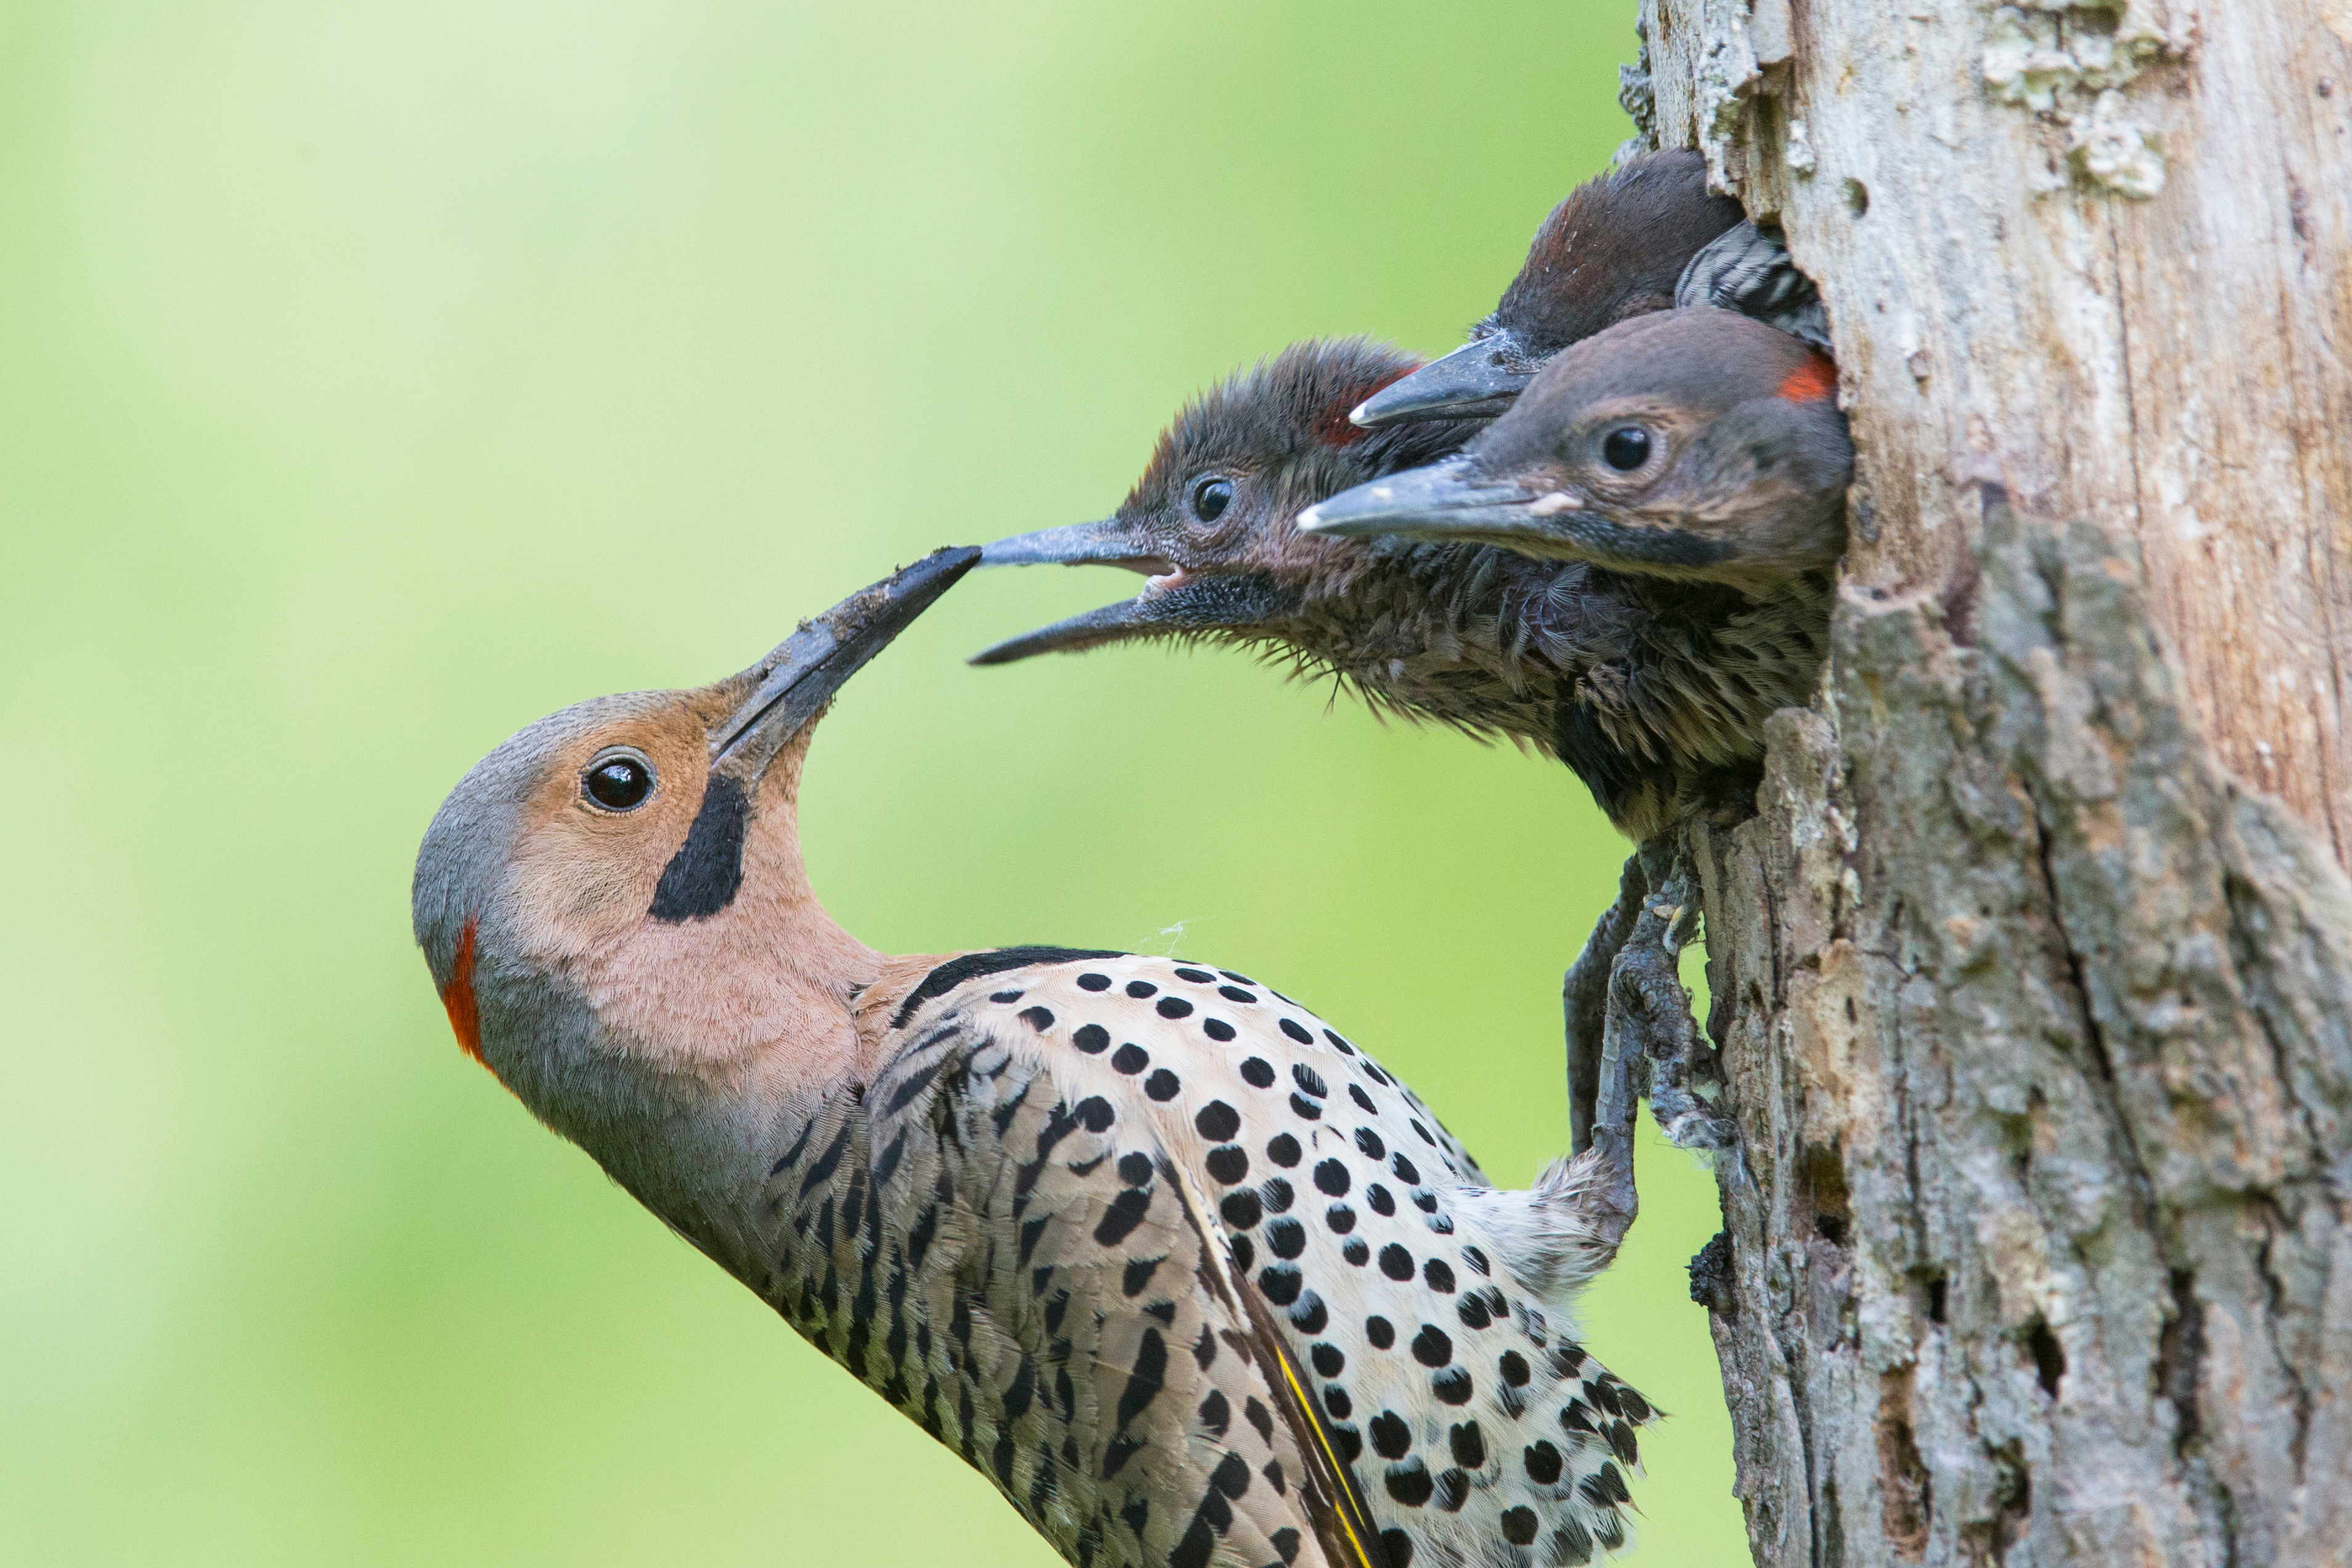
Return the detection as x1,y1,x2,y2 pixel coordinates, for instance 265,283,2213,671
1072,1024,1110,1053
1321,1029,1353,1055
1431,1367,1473,1405
1313,1159,1350,1196
1218,986,1256,1003
1289,1294,1327,1334
1449,1421,1485,1468
1424,1259,1455,1294
1362,1062,1390,1086
1018,1006,1055,1032
1462,1246,1490,1276
1366,1184,1396,1217
990,990,1023,1003
1196,1101,1240,1141
1292,1064,1326,1098
1289,1094,1322,1121
1524,1440,1563,1484
1414,1190,1440,1214
1321,1384,1352,1419
1431,1468,1468,1513
1265,1134,1301,1167
1230,1233,1254,1271
1342,1238,1370,1265
1326,1204,1356,1235
1077,973,1112,992
1380,1245,1415,1281
1202,1018,1236,1042
1498,1351,1530,1387
1365,1315,1395,1349
1411,1119,1435,1146
1370,1410,1411,1458
1156,996,1194,1019
1117,1152,1153,1186
1266,1218,1306,1259
1412,1325,1452,1366
1385,1460,1433,1507
1075,1097,1115,1132
1174,966,1215,983
889,947,1125,1027
1500,1506,1540,1545
1220,1190,1262,1228
1126,980,1156,998
1239,1057,1276,1088
1391,1153,1419,1184
1349,1085,1376,1113
1355,1128,1385,1160
1260,1177,1294,1213
1205,1145,1249,1185
1457,1295,1490,1330
1380,1529,1415,1568
1257,1265,1302,1305
1146,1069,1182,1101
1111,1043,1149,1074
1280,1018,1313,1044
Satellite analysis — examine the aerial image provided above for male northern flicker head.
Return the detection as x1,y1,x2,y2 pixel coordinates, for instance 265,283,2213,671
1305,309,1852,594
409,549,974,1202
1347,150,1744,429
412,548,1662,1568
969,337,1482,668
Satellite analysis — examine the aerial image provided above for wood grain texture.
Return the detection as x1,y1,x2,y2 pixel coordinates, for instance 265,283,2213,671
1629,3,2352,1562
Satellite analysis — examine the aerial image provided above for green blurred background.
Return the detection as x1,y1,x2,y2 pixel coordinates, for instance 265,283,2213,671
0,2,1747,1562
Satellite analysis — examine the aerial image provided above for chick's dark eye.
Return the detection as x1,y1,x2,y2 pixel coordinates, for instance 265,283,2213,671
1191,477,1233,522
582,752,655,811
1601,427,1654,472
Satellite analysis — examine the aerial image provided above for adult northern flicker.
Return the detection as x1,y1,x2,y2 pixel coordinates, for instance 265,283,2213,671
1348,150,1826,431
412,549,1662,1568
1304,308,1851,1149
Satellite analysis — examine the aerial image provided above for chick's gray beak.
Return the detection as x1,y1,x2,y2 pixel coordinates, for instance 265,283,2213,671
969,573,1303,666
979,520,1164,571
1349,331,1539,428
1296,457,1553,544
715,545,981,772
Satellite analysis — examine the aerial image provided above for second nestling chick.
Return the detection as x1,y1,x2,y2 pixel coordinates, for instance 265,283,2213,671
972,336,1832,844
1305,308,1854,1153
1350,149,1827,430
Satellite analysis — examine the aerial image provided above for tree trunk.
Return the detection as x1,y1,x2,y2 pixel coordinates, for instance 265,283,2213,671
1624,2,2352,1562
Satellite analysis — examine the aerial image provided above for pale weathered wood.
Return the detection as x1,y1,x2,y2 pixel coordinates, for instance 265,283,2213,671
1624,2,2352,1562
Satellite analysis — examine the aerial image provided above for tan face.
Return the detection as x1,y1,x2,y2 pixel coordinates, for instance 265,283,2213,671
499,700,722,974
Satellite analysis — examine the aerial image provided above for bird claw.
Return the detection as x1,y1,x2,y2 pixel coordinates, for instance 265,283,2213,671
1601,845,1737,1154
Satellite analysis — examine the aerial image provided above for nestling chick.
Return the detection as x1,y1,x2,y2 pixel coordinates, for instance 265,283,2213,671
414,551,1660,1568
978,329,1840,843
1350,150,1824,430
1302,309,1850,595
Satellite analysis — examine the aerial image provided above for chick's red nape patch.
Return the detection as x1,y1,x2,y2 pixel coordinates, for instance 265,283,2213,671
1775,353,1838,404
1315,363,1421,447
441,918,486,1068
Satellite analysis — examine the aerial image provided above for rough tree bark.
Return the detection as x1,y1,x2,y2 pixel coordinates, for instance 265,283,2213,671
1622,2,2352,1563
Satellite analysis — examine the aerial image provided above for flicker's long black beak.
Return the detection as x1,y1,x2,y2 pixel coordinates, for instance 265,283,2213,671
714,546,981,772
1348,330,1540,428
1296,458,1553,546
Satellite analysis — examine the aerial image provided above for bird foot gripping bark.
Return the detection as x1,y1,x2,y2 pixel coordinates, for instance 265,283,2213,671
1565,840,1734,1160
1611,848,1734,1151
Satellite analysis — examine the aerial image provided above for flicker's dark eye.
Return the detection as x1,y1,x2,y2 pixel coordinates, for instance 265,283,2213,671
1191,477,1233,522
582,749,656,812
1601,427,1654,472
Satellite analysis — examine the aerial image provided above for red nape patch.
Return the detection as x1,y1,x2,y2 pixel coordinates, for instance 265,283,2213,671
441,918,486,1068
1775,353,1838,404
1315,364,1420,447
